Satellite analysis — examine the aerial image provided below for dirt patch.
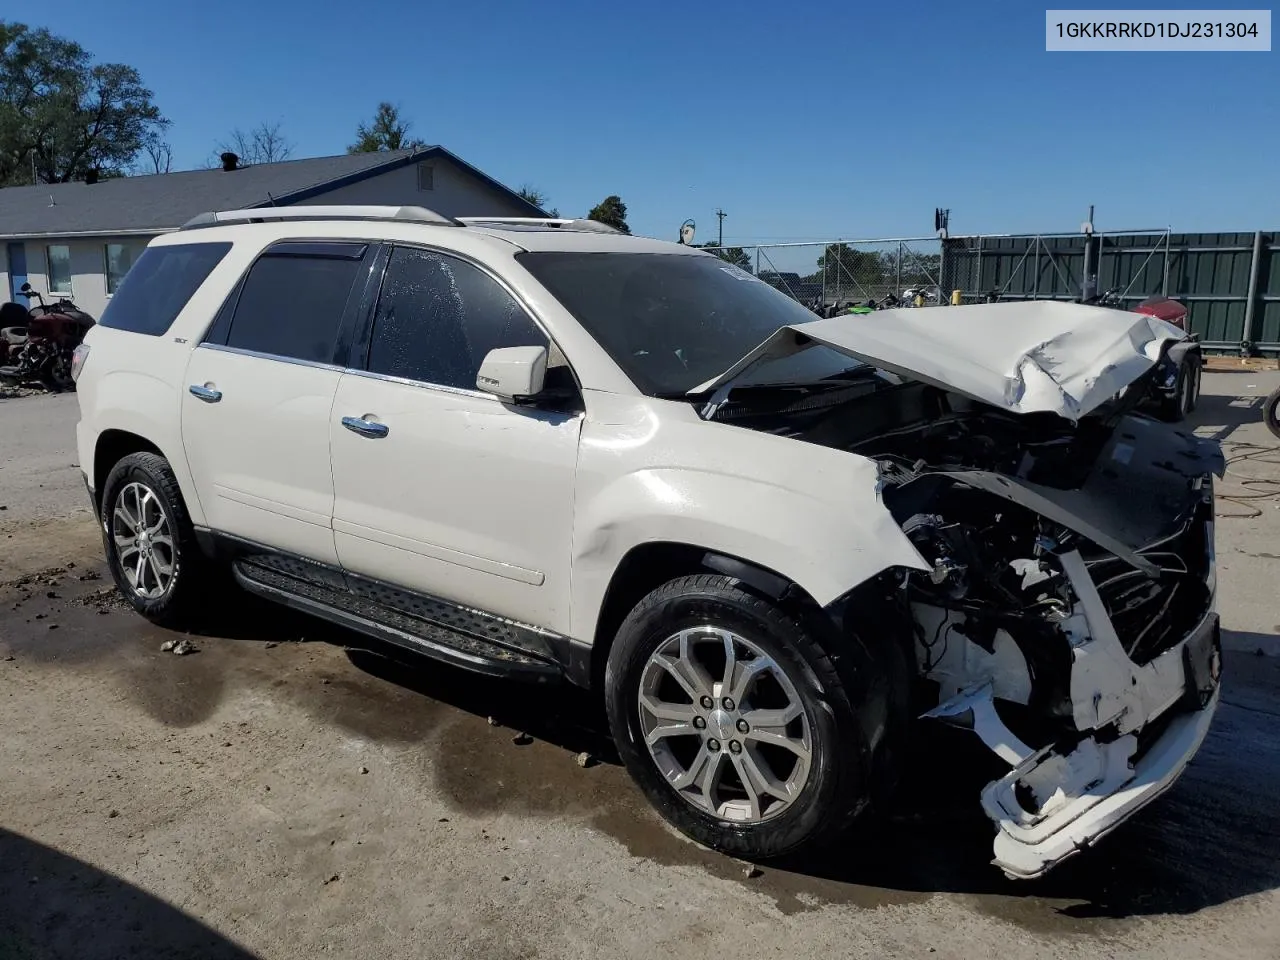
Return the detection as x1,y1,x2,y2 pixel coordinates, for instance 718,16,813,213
0,383,53,400
0,512,101,581
1203,356,1280,373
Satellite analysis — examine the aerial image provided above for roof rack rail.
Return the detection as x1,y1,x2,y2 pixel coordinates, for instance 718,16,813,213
179,205,460,230
456,216,624,235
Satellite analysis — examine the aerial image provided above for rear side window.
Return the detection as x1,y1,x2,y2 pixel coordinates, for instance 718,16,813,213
97,242,232,336
224,246,364,364
366,246,547,389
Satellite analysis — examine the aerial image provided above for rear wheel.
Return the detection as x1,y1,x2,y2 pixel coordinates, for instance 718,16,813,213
101,452,213,627
605,575,898,861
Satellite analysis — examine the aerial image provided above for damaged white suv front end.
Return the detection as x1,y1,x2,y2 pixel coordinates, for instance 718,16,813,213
901,426,1222,879
697,299,1223,878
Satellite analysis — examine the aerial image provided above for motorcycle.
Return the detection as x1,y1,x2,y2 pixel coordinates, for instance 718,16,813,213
0,282,96,391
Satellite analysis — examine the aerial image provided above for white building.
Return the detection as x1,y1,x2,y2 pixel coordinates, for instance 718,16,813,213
0,147,544,320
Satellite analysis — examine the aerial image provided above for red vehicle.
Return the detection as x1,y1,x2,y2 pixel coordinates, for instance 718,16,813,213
0,283,96,391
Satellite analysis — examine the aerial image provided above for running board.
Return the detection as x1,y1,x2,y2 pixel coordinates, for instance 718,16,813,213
232,560,562,682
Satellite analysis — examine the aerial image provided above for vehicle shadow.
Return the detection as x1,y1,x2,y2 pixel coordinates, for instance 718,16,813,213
174,587,1280,921
340,640,1280,921
1189,391,1264,443
0,827,256,959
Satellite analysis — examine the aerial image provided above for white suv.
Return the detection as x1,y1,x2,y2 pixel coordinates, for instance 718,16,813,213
74,205,1223,878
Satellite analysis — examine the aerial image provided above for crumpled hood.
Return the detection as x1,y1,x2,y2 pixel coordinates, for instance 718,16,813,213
692,300,1187,420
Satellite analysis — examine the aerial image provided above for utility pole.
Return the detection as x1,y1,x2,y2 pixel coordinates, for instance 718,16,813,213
715,208,726,248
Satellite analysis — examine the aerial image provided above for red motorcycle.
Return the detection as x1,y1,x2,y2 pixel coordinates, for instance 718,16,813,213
0,282,96,391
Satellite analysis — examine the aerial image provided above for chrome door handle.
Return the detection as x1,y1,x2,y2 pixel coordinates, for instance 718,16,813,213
341,416,389,439
189,384,222,403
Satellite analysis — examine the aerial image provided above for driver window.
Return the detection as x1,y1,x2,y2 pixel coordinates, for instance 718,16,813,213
367,246,555,390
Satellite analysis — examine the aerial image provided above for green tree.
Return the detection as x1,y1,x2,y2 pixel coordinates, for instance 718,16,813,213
587,194,630,234
697,243,753,273
878,248,941,288
348,102,425,153
517,184,549,212
813,243,888,291
0,21,167,185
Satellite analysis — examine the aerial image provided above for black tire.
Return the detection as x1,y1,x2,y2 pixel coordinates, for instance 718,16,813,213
1264,386,1280,441
1177,358,1198,414
100,451,212,627
604,574,899,861
1159,363,1192,422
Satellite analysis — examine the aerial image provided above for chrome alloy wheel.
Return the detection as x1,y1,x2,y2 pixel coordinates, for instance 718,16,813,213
637,626,813,823
111,481,175,599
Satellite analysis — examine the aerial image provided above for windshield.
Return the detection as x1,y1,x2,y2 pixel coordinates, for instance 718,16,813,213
517,251,858,395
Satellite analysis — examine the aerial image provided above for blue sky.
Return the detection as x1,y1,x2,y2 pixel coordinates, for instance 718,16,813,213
43,0,1279,242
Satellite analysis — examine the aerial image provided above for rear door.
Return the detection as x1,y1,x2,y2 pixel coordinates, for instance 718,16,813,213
180,240,374,565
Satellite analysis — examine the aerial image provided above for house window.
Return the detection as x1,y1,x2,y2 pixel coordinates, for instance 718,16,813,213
46,245,72,295
104,243,137,295
417,163,434,191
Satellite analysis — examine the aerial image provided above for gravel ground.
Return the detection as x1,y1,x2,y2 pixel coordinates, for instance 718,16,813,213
0,375,1278,960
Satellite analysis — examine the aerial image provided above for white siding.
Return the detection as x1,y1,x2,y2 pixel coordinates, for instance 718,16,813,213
312,157,534,218
5,236,154,319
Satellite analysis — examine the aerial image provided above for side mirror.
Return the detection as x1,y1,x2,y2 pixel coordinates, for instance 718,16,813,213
19,282,32,294
476,345,547,402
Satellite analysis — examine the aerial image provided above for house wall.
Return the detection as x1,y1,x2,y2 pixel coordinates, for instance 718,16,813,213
311,157,535,218
0,155,532,317
3,235,154,320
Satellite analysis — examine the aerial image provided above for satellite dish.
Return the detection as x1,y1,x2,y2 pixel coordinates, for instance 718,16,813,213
679,219,696,245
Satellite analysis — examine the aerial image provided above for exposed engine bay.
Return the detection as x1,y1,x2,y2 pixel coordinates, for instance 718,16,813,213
711,371,1224,877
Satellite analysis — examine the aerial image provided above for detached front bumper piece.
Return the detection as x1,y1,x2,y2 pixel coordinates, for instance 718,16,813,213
982,608,1222,879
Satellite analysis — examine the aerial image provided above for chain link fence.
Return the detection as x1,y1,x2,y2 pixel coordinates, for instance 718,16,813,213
698,238,943,307
699,230,1277,352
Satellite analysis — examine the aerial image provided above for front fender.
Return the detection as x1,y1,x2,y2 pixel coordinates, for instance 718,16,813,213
568,399,928,643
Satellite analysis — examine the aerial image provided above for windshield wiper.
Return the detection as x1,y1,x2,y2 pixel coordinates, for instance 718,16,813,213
730,367,879,391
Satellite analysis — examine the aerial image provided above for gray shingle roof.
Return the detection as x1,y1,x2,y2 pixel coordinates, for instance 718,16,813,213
0,146,542,239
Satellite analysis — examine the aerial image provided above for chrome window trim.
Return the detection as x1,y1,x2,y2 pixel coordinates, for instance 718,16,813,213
196,341,347,374
344,365,504,402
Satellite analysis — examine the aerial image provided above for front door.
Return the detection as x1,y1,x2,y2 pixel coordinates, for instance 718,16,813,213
7,243,27,301
180,240,373,565
329,245,581,633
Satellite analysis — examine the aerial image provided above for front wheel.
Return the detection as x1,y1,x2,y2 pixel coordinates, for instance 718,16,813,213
605,575,897,861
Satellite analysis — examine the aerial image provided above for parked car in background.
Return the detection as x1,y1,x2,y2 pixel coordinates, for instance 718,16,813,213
73,206,1222,879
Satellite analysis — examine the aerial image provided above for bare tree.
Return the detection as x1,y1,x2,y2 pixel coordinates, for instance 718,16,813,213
211,120,294,166
141,133,171,174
